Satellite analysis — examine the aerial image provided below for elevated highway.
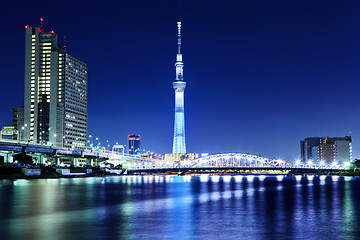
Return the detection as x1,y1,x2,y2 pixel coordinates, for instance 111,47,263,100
0,139,147,166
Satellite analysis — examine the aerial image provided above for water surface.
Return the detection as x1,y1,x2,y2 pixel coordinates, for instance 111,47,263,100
1,175,359,240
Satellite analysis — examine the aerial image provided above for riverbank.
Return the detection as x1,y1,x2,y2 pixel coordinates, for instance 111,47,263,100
0,173,116,180
0,165,122,180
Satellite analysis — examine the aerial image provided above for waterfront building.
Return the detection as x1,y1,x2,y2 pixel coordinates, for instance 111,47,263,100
128,134,141,155
319,137,352,164
14,22,88,149
172,22,187,154
301,136,352,164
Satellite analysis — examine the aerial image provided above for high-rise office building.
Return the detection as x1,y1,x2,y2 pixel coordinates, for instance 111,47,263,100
300,136,352,164
319,136,352,164
17,22,88,149
128,134,141,155
172,22,186,154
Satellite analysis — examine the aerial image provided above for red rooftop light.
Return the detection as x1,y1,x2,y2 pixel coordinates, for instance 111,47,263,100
25,25,29,29
50,30,54,33
40,18,43,21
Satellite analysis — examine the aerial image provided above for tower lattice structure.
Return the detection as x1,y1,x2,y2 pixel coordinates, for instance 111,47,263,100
172,22,187,154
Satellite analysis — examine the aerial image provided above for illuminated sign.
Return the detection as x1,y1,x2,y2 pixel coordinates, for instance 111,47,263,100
1,126,18,136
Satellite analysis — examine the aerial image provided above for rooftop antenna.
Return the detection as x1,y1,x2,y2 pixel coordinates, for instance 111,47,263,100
64,35,66,51
40,18,43,28
177,22,182,54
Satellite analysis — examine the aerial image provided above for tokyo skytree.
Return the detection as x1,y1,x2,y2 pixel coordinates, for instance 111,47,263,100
172,22,186,154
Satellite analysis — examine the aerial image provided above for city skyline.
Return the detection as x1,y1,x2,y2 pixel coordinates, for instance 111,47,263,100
1,0,360,161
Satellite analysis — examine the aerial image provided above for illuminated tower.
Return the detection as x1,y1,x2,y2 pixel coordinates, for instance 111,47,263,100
172,22,186,154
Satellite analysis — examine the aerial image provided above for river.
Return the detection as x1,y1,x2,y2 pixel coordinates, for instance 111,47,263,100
0,175,359,240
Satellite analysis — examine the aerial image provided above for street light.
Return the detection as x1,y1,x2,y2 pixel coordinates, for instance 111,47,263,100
88,135,93,147
19,124,28,142
20,126,25,141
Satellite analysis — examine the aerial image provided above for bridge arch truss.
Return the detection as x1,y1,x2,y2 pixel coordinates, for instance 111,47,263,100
179,153,292,168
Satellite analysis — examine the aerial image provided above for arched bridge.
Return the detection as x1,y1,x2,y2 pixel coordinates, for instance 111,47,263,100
125,153,349,174
184,153,291,168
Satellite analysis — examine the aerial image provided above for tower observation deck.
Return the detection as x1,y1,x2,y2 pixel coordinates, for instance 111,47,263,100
172,22,186,154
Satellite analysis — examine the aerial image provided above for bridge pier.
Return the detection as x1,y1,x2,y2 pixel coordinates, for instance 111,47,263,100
73,158,80,167
0,151,16,164
54,156,60,166
88,159,93,167
27,153,47,165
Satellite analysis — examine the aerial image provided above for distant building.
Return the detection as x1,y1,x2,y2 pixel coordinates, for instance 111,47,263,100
128,134,141,155
15,23,88,149
319,137,352,164
141,151,162,160
301,136,352,164
163,153,199,162
300,137,322,163
12,108,24,140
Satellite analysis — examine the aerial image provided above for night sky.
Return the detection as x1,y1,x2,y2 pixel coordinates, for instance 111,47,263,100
1,0,360,161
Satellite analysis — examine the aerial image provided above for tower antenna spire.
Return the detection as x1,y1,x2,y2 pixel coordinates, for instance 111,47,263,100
40,18,43,28
177,22,182,54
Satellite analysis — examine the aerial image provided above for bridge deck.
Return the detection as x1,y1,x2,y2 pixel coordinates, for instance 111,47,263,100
127,166,348,174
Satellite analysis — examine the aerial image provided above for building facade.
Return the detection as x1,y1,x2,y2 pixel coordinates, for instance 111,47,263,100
128,134,141,155
172,22,187,154
163,153,199,162
17,24,88,149
12,108,24,140
300,137,322,163
301,136,352,164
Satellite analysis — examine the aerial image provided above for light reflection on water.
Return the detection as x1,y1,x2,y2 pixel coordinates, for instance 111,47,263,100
0,175,360,240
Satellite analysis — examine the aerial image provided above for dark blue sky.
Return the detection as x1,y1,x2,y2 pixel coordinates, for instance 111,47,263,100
1,0,360,161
